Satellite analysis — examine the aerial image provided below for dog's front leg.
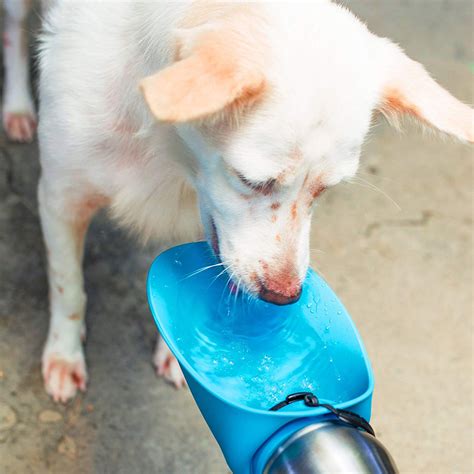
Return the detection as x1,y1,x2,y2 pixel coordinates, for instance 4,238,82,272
38,177,104,402
2,0,36,142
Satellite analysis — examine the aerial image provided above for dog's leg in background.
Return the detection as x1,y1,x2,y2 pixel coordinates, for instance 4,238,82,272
2,0,36,142
154,335,186,388
38,175,105,402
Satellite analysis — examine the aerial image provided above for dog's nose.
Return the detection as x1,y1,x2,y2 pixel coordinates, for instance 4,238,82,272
258,281,302,305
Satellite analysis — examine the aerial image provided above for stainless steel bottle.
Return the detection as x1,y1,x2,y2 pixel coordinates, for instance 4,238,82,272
263,420,398,474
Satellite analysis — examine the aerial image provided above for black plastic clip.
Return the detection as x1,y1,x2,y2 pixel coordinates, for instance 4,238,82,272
269,391,318,411
269,391,375,437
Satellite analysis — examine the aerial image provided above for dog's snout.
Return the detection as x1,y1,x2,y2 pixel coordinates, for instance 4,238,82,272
258,274,302,305
259,284,302,305
256,259,302,305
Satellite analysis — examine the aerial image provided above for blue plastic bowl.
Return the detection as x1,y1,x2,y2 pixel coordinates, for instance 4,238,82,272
147,242,374,474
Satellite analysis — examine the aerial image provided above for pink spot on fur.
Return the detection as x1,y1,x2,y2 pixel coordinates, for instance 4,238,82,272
71,372,82,386
291,202,298,220
297,176,326,208
271,202,281,210
2,33,10,48
71,194,109,252
68,313,81,321
275,148,302,184
74,195,109,222
308,179,326,204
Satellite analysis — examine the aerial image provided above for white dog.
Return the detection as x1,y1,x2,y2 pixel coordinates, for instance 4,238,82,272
34,1,472,402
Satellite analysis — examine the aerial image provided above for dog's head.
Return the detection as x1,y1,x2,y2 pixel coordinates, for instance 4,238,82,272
141,2,472,304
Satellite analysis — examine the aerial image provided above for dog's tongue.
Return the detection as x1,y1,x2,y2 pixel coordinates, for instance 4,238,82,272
228,281,238,294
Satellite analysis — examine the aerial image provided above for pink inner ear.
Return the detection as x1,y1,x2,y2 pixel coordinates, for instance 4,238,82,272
380,49,474,143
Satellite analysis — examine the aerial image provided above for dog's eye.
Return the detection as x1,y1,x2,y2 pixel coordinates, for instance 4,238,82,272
237,173,276,195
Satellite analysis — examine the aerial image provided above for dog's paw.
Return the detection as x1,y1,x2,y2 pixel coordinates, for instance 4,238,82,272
42,352,87,403
153,338,186,389
2,110,37,143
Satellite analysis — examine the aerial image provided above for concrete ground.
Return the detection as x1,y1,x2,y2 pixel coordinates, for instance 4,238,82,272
0,1,472,473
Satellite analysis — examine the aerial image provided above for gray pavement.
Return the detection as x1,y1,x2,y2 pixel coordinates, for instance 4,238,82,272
0,2,472,473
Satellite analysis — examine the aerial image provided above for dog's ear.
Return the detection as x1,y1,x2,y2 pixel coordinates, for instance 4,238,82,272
139,28,266,123
377,41,473,143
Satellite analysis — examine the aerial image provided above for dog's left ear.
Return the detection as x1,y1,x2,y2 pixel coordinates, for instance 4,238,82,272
139,28,266,123
378,41,473,143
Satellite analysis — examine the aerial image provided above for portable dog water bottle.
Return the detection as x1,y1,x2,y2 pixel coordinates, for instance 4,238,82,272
147,242,397,474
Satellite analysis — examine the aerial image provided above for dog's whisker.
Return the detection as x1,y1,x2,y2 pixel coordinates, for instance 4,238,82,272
345,176,401,211
208,262,235,288
217,271,233,309
183,262,226,280
233,277,241,308
356,170,394,183
224,270,238,310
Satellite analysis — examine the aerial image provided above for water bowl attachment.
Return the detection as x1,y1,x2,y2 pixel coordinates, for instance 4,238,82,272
147,242,375,474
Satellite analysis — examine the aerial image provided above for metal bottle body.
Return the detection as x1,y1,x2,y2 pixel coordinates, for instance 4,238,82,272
263,421,398,474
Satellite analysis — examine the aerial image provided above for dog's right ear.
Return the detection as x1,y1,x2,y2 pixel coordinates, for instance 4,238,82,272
139,28,266,124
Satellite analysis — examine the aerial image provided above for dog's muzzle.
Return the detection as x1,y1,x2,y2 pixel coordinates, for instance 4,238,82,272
258,281,302,305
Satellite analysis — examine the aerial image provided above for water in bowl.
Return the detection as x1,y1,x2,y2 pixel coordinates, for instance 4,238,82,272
172,273,350,410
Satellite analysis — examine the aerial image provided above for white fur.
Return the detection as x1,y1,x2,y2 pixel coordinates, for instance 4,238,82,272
2,0,37,142
36,0,472,401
